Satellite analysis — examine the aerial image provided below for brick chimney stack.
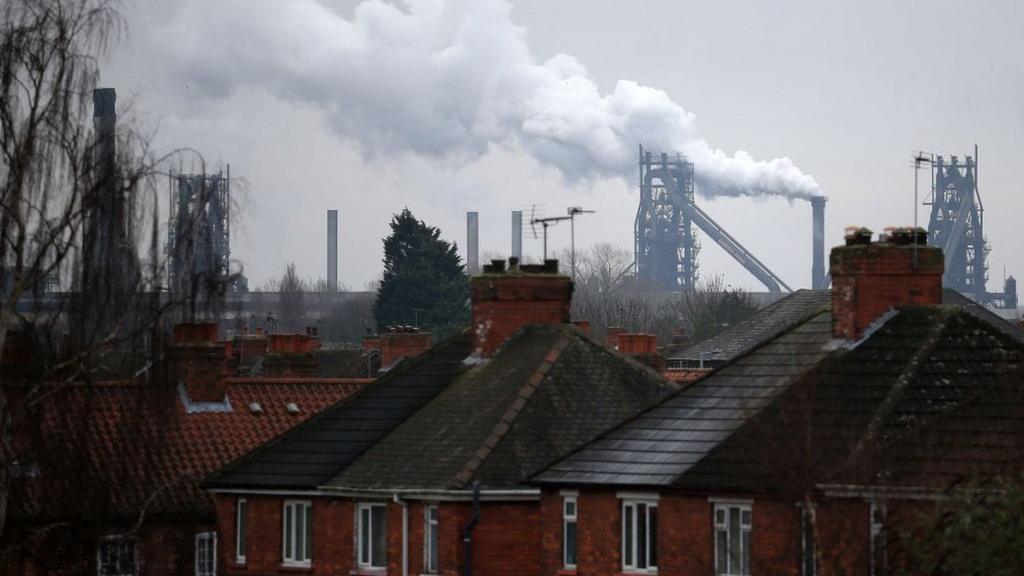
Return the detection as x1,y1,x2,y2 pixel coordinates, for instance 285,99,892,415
171,322,227,403
470,258,573,357
362,327,432,368
831,226,943,340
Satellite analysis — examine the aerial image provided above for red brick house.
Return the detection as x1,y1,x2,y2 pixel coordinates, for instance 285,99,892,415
5,324,368,576
531,229,1024,576
204,259,682,576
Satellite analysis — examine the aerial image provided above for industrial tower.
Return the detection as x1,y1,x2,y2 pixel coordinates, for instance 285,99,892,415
634,145,699,290
167,169,233,302
925,152,988,303
634,145,792,293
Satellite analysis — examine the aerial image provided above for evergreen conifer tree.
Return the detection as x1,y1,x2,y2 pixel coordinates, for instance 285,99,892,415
373,209,468,338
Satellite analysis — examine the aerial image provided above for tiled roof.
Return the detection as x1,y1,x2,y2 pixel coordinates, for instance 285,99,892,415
328,325,679,490
204,332,473,490
534,306,1024,492
663,290,831,368
663,289,1023,369
12,378,365,521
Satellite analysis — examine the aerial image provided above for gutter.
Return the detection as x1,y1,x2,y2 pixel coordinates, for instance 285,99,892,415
393,493,408,576
318,486,540,501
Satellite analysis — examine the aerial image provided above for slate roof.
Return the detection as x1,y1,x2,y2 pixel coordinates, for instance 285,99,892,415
534,306,1024,492
662,288,1023,369
663,290,831,368
13,378,364,521
204,332,473,490
328,325,680,490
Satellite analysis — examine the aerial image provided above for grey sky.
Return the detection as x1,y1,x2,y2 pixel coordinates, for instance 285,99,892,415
104,0,1023,292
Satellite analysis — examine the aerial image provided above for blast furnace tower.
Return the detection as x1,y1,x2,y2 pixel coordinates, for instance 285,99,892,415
925,151,988,303
634,145,699,290
167,169,233,302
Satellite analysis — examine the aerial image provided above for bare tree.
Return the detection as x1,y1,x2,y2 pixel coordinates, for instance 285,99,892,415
0,0,192,546
564,243,759,345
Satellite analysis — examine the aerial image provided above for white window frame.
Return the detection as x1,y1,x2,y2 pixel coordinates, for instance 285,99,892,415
235,497,247,564
282,499,312,567
563,496,578,569
423,503,439,574
195,531,217,576
714,503,752,576
621,499,658,573
96,536,138,576
357,502,388,570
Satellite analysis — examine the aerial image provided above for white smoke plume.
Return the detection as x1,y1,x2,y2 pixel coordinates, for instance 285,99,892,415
148,0,821,199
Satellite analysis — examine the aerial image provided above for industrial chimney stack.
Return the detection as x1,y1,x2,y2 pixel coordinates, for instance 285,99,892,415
811,197,826,289
511,210,523,260
467,211,479,275
327,209,338,292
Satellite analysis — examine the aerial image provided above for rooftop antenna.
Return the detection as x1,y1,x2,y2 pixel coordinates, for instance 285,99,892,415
567,206,595,281
912,151,933,269
529,204,571,261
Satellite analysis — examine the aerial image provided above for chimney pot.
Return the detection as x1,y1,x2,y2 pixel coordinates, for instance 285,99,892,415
844,226,873,246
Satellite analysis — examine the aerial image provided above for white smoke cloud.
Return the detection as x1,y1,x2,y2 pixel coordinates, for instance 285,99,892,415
147,0,821,199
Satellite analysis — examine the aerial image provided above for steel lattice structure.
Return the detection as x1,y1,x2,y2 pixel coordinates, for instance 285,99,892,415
926,153,988,303
167,169,233,299
634,145,699,291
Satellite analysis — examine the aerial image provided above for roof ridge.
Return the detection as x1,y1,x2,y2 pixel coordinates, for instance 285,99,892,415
450,330,574,488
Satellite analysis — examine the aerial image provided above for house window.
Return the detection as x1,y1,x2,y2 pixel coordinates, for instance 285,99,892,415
424,504,439,573
714,503,751,576
235,498,247,564
357,502,388,569
622,500,657,572
563,496,578,568
195,532,216,576
97,537,137,576
282,500,312,566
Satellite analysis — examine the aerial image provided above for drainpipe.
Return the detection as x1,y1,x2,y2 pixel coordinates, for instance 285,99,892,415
393,493,408,576
462,482,481,576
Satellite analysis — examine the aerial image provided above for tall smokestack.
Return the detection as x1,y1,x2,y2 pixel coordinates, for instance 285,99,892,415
327,209,338,292
511,210,523,260
467,211,479,275
811,196,826,289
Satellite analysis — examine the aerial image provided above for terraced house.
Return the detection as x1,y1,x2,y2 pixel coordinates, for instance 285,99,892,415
207,232,1023,576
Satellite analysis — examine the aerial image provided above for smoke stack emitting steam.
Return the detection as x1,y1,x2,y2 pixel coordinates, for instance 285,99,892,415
160,0,821,201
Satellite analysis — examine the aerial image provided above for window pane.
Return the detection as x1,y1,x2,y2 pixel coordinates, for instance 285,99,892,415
360,507,370,564
716,529,728,575
741,509,751,527
716,508,725,525
371,505,387,567
299,505,307,561
637,503,647,569
428,520,439,572
803,510,816,576
649,506,658,568
742,530,751,575
285,505,293,559
565,499,576,517
624,505,633,567
565,520,577,566
729,507,741,574
237,500,247,559
304,504,313,561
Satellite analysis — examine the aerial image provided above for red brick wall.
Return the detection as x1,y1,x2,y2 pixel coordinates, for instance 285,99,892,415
5,518,212,576
470,274,573,357
830,242,943,340
538,488,872,576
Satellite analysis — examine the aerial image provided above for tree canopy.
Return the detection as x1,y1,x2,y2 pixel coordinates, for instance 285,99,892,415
373,208,468,338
